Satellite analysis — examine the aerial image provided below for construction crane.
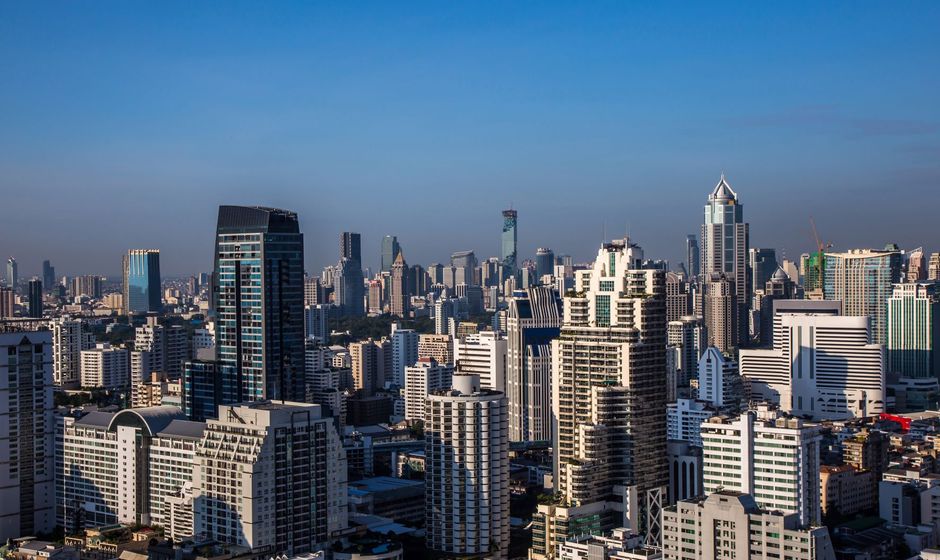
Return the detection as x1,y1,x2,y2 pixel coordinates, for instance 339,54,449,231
809,217,832,296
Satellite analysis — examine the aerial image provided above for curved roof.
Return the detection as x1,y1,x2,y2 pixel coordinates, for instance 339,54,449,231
108,405,186,437
709,173,738,202
771,266,790,281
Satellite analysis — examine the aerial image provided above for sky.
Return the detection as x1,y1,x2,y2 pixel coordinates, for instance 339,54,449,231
1,2,939,278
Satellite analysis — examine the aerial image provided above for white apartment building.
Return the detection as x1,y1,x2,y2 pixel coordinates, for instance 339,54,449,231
667,398,716,447
193,401,348,554
426,375,509,558
80,343,130,389
403,358,452,422
701,406,821,527
740,313,884,420
49,317,95,387
58,406,204,535
662,492,835,560
453,330,507,392
696,346,740,411
391,328,418,386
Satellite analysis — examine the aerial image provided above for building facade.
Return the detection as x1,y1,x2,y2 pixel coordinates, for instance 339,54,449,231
123,249,162,314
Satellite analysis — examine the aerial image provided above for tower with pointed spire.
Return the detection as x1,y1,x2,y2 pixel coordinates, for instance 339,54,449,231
390,250,411,318
701,174,750,349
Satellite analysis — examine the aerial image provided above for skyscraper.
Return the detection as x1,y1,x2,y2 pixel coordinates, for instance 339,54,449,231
545,239,667,545
123,249,162,314
192,206,305,412
685,234,699,279
27,278,42,318
380,235,400,272
0,287,14,318
506,286,562,442
42,260,55,293
6,257,17,292
887,282,940,379
50,317,96,387
501,209,518,282
823,248,901,344
335,257,365,317
0,327,55,541
748,247,778,295
389,251,410,317
425,374,509,558
535,247,555,281
701,175,749,348
453,330,507,392
704,274,736,353
340,231,361,263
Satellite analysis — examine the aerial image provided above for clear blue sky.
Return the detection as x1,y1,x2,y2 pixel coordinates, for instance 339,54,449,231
2,2,938,277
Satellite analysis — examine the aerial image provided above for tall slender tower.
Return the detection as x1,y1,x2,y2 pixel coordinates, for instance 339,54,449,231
501,209,518,282
6,257,18,292
213,206,305,403
685,235,699,279
380,235,401,273
701,175,749,348
123,249,162,314
536,239,667,556
389,251,410,317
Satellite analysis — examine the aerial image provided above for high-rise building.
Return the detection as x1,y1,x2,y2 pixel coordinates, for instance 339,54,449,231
403,357,452,421
450,250,478,286
425,374,509,558
58,406,204,535
696,347,741,411
704,274,737,352
6,257,18,292
81,343,130,389
701,175,749,347
123,249,162,314
887,282,940,379
662,492,836,560
749,248,778,297
418,333,453,365
701,406,821,527
380,235,400,273
213,206,305,404
501,209,518,282
453,330,507,392
0,287,14,318
907,247,927,282
340,231,361,263
304,275,322,306
535,247,555,281
740,312,884,420
350,338,387,396
0,328,54,540
335,257,365,316
665,271,690,322
391,327,419,386
668,316,706,388
506,286,561,442
132,316,189,380
685,234,699,279
666,398,716,447
27,278,42,318
823,248,902,344
929,253,940,281
389,251,410,317
42,260,55,293
50,317,95,387
548,239,667,543
193,402,348,554
304,303,330,344
70,275,101,299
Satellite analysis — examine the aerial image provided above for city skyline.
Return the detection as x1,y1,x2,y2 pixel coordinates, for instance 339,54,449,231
2,3,939,276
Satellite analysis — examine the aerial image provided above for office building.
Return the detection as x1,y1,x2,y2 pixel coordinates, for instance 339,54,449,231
123,249,162,314
0,287,13,318
667,316,705,388
418,333,453,365
70,275,101,299
685,235,699,279
27,278,42,318
0,329,54,540
335,257,365,316
667,441,703,505
450,250,478,286
819,465,874,518
350,338,388,396
665,272,690,323
548,239,667,543
380,235,400,273
930,253,940,281
80,343,129,389
42,260,55,292
502,209,518,282
696,347,741,411
703,274,736,352
426,375,509,558
749,248,778,297
887,282,940,379
389,251,410,317
453,330,507,392
701,407,821,527
661,492,836,560
341,231,361,263
506,286,562,442
701,175,749,347
133,316,189,379
193,401,348,554
740,313,884,420
50,317,95,387
58,406,204,535
6,257,17,292
305,303,330,344
304,275,322,306
823,248,902,344
536,247,555,281
666,398,716,447
403,357,452,421
391,327,418,386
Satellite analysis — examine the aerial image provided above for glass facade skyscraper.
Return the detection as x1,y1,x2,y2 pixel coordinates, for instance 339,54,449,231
381,235,400,272
501,209,517,282
213,205,306,404
824,248,901,345
123,249,161,314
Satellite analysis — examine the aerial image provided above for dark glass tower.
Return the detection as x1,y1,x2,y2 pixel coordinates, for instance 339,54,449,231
501,210,517,282
123,249,162,314
214,205,306,404
381,235,401,273
27,278,42,318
